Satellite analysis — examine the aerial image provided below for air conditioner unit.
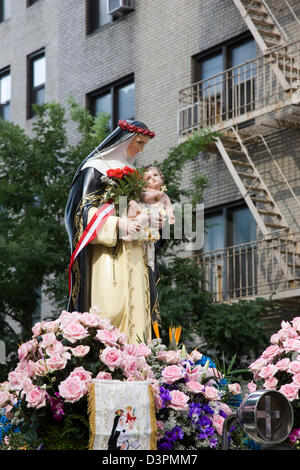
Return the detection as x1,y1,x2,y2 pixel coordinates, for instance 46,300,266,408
177,102,203,134
107,0,135,16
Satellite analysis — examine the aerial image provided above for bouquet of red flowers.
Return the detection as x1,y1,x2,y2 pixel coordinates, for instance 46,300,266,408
101,166,147,216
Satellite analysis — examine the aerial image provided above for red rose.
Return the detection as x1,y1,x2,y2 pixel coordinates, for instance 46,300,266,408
122,166,133,176
107,169,115,178
114,168,124,179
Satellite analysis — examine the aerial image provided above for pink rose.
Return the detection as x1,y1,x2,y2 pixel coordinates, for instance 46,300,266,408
203,386,220,401
259,364,278,380
61,321,89,344
8,371,23,391
228,383,242,395
40,332,57,350
219,402,233,416
17,340,37,361
0,391,10,407
100,346,123,371
249,358,268,372
46,353,68,371
186,380,205,394
276,358,291,371
161,365,184,384
283,338,300,353
43,320,59,333
69,367,92,385
156,350,167,361
154,394,163,411
21,377,34,394
164,350,181,365
97,317,114,330
136,343,151,358
32,322,43,337
96,329,120,347
96,371,112,380
121,354,138,378
270,333,281,345
287,327,299,338
292,317,300,332
123,344,138,356
261,345,281,361
71,345,90,357
157,420,164,430
35,360,50,376
118,333,127,345
279,383,299,401
169,390,189,410
58,376,86,403
15,360,36,378
213,414,225,435
292,373,300,387
189,350,202,363
247,381,257,393
25,387,46,409
288,361,300,375
263,377,278,389
79,312,99,328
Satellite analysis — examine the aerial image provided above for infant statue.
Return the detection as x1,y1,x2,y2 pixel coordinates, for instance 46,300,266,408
122,165,175,242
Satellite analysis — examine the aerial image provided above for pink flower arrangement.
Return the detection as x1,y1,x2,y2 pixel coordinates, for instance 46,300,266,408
0,308,158,422
247,316,300,447
0,310,241,450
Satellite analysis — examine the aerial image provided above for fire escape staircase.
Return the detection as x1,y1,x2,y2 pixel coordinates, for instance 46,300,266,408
215,127,300,283
233,0,300,91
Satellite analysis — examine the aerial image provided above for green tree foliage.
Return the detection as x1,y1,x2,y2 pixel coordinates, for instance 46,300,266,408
0,101,110,381
199,298,274,367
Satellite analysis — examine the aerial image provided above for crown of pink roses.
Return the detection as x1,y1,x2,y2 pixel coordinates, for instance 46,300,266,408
118,120,156,139
115,409,124,416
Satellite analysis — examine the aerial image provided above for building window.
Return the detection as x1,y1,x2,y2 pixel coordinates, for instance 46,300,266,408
28,50,46,119
194,34,256,125
27,0,40,6
0,0,10,22
88,76,135,129
87,0,115,34
203,201,257,298
0,67,11,121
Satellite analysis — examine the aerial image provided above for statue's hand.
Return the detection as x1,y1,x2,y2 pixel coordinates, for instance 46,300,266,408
118,216,141,239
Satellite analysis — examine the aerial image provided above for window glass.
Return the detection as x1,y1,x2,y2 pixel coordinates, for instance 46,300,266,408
231,206,256,245
230,39,255,84
95,91,112,127
201,53,223,97
0,73,10,104
99,0,111,27
33,56,46,87
203,213,224,252
117,82,135,121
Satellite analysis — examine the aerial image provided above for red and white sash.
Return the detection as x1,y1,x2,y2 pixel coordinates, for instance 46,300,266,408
68,200,115,295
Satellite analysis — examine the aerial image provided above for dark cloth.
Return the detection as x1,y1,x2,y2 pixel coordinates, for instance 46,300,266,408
65,166,107,312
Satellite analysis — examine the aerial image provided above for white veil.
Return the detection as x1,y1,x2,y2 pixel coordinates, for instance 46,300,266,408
81,136,136,174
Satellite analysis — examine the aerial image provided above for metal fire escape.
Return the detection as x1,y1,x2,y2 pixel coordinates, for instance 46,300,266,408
213,1,300,282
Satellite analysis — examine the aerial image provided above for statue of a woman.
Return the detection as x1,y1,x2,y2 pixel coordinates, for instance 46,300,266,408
64,120,162,344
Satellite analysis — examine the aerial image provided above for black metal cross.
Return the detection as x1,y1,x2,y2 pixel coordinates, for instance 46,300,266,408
257,395,280,438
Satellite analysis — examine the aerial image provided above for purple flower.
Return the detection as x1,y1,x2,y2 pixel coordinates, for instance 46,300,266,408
46,392,65,422
159,386,171,408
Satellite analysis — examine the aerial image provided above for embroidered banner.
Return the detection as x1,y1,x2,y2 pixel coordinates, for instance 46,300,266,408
88,380,157,450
